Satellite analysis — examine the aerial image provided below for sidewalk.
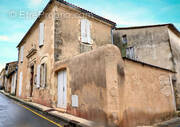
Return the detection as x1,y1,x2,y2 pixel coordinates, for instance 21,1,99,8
0,90,95,127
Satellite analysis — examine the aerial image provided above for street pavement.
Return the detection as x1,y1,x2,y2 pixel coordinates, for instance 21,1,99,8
156,118,180,127
0,93,65,127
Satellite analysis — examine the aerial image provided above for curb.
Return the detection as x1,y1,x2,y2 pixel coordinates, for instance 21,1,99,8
0,90,91,127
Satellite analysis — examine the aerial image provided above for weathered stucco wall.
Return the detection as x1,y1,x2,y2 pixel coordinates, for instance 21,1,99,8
0,69,5,89
16,0,113,108
16,3,55,107
54,2,113,62
168,29,180,109
121,59,176,127
113,26,174,71
5,75,12,93
54,45,123,127
54,44,176,127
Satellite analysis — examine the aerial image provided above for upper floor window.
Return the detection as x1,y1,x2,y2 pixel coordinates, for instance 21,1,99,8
81,19,91,44
39,23,44,47
122,35,127,44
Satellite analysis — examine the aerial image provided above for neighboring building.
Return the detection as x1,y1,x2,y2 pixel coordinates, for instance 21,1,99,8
16,0,115,107
0,68,5,89
113,24,180,109
4,61,18,95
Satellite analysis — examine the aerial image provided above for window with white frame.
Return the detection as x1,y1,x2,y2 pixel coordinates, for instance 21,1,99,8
36,63,47,88
81,19,91,44
126,47,135,59
40,63,47,88
122,35,127,44
39,22,44,47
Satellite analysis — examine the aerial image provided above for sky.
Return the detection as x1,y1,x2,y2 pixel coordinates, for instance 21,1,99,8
0,0,180,70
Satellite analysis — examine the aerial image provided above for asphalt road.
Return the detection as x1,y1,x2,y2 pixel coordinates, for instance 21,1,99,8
0,93,65,127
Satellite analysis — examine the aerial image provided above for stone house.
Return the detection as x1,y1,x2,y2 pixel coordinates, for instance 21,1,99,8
16,0,115,108
15,0,177,126
0,68,5,89
4,61,18,95
113,24,180,109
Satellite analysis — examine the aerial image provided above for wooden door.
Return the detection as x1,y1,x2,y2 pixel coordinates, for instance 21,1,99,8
57,70,67,108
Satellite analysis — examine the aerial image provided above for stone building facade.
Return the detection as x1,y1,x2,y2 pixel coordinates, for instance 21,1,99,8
4,61,18,95
0,68,5,89
16,0,115,107
15,0,177,126
113,24,180,109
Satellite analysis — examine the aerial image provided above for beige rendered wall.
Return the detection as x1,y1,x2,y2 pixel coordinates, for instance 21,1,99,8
0,69,5,88
54,44,176,127
54,45,123,127
16,4,55,107
168,29,180,109
113,26,174,71
54,2,113,62
121,59,176,127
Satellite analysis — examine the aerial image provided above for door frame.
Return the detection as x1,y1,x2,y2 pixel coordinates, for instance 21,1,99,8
57,69,67,109
30,65,34,97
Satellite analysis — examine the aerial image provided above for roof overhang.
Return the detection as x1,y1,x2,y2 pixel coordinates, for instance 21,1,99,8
16,0,116,48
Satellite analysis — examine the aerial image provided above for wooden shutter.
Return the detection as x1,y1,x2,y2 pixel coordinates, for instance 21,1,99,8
39,23,44,47
44,63,47,87
19,72,23,96
86,20,91,44
37,65,40,88
20,46,24,62
81,19,88,43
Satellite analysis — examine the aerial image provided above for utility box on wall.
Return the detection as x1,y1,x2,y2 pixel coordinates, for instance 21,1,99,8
72,95,78,107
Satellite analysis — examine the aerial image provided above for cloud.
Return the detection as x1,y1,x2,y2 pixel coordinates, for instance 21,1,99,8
0,36,9,41
28,0,43,7
0,33,24,44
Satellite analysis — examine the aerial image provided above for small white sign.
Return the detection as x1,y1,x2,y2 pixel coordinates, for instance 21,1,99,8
72,95,78,107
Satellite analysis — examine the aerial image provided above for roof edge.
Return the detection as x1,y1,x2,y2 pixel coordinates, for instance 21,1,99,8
17,0,116,48
17,0,53,48
56,0,116,26
124,57,176,73
115,23,173,30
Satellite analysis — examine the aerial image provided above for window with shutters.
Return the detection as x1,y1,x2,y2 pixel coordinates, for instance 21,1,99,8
36,65,40,88
122,35,127,44
39,23,44,47
126,47,135,59
40,63,47,88
81,19,91,44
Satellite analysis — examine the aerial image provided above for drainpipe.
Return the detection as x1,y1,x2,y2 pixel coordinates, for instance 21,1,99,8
111,28,115,45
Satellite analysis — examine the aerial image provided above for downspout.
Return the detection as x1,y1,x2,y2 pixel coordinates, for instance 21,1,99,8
111,27,115,45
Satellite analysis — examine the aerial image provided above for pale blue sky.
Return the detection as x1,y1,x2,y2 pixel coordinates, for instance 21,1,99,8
0,0,180,70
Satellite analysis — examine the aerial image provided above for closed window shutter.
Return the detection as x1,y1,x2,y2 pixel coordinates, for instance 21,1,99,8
81,19,88,43
19,72,23,96
20,46,24,62
44,63,47,88
37,65,40,88
39,23,44,47
86,20,91,44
